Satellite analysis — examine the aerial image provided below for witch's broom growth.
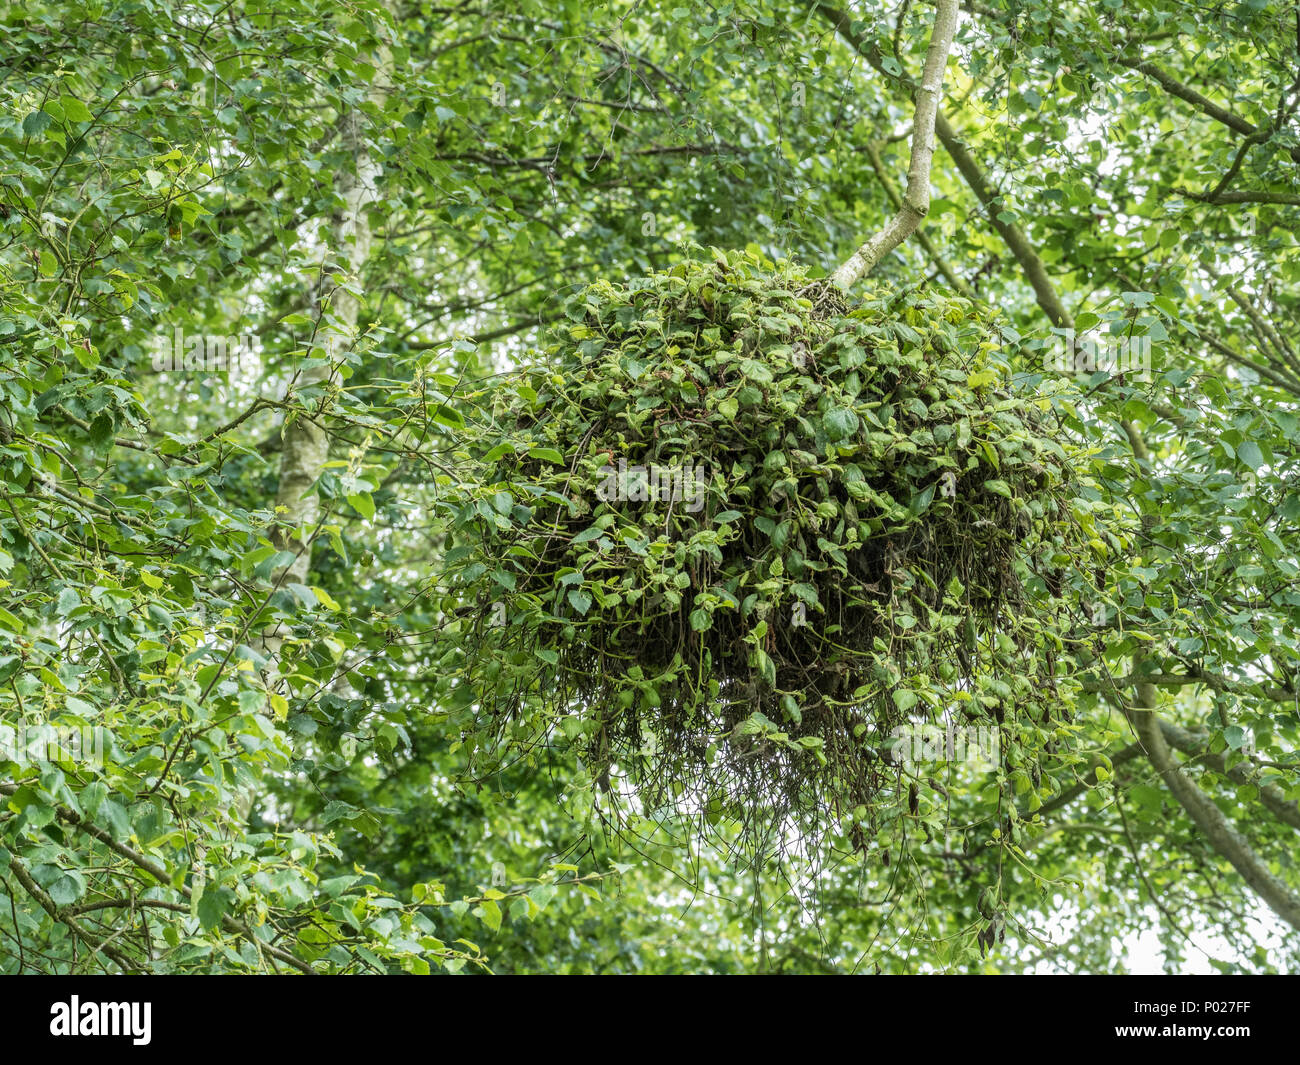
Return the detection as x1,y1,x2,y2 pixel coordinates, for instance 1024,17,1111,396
438,0,1114,846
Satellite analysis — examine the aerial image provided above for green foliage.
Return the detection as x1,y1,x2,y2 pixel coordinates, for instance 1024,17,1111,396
1,0,1298,975
445,248,1113,847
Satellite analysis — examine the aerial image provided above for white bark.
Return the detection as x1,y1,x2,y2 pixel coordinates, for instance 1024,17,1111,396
244,16,396,819
273,24,394,588
830,0,959,290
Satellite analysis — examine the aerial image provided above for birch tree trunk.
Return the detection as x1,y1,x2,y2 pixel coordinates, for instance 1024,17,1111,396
239,12,396,823
273,50,392,589
829,0,959,290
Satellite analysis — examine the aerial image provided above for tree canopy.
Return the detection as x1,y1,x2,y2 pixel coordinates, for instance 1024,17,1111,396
1,0,1298,974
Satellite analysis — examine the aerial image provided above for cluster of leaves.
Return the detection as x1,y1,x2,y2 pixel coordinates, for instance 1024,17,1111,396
443,248,1116,849
0,266,498,970
0,0,556,969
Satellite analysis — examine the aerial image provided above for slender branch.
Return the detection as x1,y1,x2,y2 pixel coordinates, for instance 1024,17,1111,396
1021,741,1145,820
0,781,316,973
7,853,136,973
1183,190,1300,208
1116,57,1257,137
830,0,959,289
1115,784,1201,951
1115,55,1300,166
1129,686,1300,932
932,112,1073,328
1080,669,1295,704
815,2,1071,324
1200,126,1273,202
1158,720,1300,833
863,140,972,295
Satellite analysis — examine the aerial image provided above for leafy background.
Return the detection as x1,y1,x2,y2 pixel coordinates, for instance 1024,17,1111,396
0,0,1297,972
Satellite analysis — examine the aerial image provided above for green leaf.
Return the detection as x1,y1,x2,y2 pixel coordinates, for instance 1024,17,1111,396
196,887,228,931
893,689,918,712
1237,441,1264,471
529,884,557,909
347,492,376,519
56,587,80,616
475,899,502,932
322,800,361,825
22,111,52,137
312,586,341,611
60,96,94,122
48,871,86,907
823,407,859,441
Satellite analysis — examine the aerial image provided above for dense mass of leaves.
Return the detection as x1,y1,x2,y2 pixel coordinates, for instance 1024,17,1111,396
448,249,1111,853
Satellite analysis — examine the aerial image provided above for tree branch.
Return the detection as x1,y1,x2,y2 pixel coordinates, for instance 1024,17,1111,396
829,0,959,289
1130,686,1300,932
1158,719,1300,833
1116,58,1257,137
863,139,973,295
0,781,316,973
815,2,1070,324
1185,189,1300,206
7,853,136,973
